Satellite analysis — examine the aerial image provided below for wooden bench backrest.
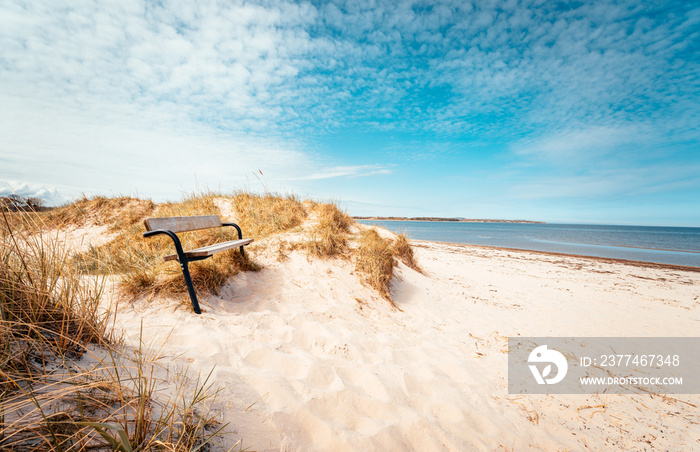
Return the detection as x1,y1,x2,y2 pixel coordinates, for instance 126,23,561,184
144,215,222,233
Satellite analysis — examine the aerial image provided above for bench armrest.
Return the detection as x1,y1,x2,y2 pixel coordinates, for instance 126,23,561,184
222,222,244,240
143,229,187,262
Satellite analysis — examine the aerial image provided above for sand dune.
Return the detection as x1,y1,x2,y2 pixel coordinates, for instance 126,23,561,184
103,226,699,451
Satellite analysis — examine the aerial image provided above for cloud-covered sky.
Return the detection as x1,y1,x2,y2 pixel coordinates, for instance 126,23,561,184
1,0,698,225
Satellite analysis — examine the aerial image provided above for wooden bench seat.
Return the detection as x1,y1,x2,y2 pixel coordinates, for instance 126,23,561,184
143,215,253,314
163,238,254,262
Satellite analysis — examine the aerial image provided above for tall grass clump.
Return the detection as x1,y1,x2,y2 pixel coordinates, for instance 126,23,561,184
230,191,307,238
353,229,397,303
304,203,354,258
47,195,156,231
352,229,424,307
0,212,227,450
1,211,107,370
392,233,422,273
0,210,106,448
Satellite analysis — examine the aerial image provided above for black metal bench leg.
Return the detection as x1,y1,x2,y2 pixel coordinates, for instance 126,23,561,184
143,228,206,314
179,259,201,314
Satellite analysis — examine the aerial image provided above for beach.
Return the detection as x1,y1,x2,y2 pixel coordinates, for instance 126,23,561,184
102,225,700,451
5,1,699,450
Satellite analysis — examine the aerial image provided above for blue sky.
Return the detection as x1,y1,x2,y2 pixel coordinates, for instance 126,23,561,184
1,0,698,225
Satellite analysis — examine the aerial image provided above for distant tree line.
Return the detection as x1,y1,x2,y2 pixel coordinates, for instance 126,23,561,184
0,194,48,212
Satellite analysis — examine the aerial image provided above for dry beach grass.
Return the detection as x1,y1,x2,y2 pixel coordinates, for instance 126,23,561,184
0,211,226,451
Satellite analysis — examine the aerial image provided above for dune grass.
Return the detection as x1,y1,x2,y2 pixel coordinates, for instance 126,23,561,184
302,202,353,258
0,211,226,451
1,211,107,376
392,233,422,273
231,191,307,238
353,229,397,302
67,190,312,305
298,203,420,305
47,195,157,231
39,192,420,306
12,189,420,310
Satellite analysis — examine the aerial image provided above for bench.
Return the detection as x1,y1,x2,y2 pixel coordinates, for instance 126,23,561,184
143,215,253,314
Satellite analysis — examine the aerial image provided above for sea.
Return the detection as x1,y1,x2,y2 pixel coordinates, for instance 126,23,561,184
356,220,700,268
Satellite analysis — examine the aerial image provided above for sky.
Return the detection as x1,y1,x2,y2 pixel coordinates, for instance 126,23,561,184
1,0,698,226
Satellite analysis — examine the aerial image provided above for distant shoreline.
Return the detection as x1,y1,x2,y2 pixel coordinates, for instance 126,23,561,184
410,240,700,272
354,216,545,224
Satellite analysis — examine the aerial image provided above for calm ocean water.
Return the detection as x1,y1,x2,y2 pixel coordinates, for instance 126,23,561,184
357,220,700,267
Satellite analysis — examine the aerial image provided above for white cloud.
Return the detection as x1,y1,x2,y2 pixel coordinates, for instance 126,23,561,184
0,0,401,202
0,0,323,134
0,181,68,206
293,164,392,181
511,125,647,164
4,0,695,140
0,92,321,201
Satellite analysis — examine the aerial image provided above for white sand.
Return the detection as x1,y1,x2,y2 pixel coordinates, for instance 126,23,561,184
106,230,700,451
52,223,116,252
